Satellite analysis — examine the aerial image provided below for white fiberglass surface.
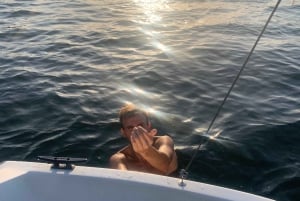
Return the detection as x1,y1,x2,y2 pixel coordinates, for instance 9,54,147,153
0,161,274,201
0,171,211,201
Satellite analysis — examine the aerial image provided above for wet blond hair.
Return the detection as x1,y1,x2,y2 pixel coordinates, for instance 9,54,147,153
119,103,149,128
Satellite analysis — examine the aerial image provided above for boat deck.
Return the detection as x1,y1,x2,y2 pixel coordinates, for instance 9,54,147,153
0,161,274,201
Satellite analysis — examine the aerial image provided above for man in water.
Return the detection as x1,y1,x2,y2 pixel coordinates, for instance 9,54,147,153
110,103,178,176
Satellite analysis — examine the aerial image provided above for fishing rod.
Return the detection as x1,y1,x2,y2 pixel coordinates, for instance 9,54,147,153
179,0,282,185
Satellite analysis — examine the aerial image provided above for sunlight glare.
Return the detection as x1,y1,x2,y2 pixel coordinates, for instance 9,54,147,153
183,117,193,123
121,85,155,97
209,130,222,140
195,127,223,141
152,41,170,52
133,0,170,23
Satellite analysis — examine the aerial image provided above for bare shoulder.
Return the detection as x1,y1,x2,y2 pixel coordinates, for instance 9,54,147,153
109,151,128,170
154,135,174,146
110,146,131,164
110,152,126,163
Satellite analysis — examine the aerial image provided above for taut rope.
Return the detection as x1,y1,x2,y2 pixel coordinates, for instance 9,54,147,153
179,0,282,186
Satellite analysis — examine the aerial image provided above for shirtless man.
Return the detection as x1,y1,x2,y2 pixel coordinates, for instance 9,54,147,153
110,103,178,176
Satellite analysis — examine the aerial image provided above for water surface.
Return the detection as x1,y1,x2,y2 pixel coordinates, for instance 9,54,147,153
1,1,299,201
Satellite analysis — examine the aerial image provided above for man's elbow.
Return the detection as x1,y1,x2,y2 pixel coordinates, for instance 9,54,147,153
164,153,178,176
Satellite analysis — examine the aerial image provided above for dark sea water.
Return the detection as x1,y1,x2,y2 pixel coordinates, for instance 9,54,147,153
1,0,299,200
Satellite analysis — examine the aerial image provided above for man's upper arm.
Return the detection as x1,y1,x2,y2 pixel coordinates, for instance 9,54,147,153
156,136,175,160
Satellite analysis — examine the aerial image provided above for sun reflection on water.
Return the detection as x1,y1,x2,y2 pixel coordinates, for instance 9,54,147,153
133,0,170,24
133,0,174,56
117,84,171,120
195,127,223,141
120,84,162,98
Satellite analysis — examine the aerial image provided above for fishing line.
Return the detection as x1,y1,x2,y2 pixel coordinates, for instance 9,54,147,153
179,0,282,183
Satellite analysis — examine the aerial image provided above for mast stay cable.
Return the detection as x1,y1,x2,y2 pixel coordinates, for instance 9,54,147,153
179,0,282,185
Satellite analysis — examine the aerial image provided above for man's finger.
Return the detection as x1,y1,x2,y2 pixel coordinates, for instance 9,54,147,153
136,126,147,134
131,134,142,151
149,129,157,137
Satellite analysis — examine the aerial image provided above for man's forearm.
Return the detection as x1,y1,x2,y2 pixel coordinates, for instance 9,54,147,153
139,146,171,174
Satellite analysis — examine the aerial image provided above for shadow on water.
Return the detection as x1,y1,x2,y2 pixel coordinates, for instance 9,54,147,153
175,121,300,201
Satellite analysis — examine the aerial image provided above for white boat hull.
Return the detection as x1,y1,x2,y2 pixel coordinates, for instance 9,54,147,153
0,161,274,201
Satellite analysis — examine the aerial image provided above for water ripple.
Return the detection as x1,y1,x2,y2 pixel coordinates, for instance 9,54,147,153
1,1,300,201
